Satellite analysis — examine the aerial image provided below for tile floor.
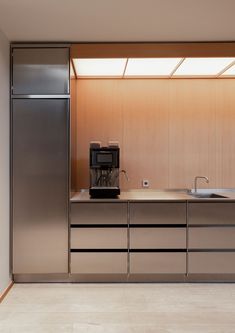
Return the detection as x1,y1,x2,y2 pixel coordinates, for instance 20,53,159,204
0,283,235,332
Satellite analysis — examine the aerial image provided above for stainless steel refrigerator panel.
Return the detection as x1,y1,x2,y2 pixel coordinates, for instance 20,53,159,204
71,228,128,249
12,48,69,95
130,228,186,249
12,99,69,274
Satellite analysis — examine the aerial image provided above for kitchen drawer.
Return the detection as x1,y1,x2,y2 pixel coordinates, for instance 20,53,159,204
130,228,186,249
130,203,186,225
70,252,127,274
188,252,235,274
188,203,235,225
189,227,235,249
130,252,186,274
71,203,127,225
71,228,127,249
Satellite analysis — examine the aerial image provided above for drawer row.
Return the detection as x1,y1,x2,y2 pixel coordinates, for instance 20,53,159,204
71,202,235,225
71,227,235,250
70,252,235,274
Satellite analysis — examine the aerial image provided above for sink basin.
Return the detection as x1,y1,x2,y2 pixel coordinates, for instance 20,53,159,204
190,193,227,199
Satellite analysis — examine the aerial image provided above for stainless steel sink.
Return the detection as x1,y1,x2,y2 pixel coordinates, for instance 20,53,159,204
189,193,227,199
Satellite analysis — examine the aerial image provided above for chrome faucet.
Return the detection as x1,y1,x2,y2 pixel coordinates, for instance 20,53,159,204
120,169,129,182
194,176,209,193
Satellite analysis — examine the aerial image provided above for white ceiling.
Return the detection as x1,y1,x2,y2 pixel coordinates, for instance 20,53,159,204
0,0,235,42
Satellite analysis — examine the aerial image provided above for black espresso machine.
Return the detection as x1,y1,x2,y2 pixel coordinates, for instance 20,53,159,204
89,142,120,198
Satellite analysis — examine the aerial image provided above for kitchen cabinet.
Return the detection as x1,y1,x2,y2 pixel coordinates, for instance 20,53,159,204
188,252,235,274
70,202,128,278
130,253,186,274
71,202,127,224
188,202,235,225
189,227,235,249
11,46,70,275
130,227,186,249
71,253,127,274
129,202,187,278
130,202,186,225
188,202,235,275
12,47,69,95
71,227,127,249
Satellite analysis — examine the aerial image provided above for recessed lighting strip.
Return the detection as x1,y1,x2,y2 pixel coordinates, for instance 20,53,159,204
72,57,235,78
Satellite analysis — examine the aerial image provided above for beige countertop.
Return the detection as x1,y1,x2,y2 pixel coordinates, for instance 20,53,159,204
70,189,235,202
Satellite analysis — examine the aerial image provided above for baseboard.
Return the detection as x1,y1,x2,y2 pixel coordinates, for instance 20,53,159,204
0,281,14,303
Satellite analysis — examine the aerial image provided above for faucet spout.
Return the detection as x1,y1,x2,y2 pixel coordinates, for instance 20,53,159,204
194,176,209,193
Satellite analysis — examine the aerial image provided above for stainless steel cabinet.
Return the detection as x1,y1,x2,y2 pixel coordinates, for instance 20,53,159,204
71,253,127,274
11,46,70,277
130,228,186,249
71,202,127,225
71,228,127,249
12,48,69,95
188,202,235,276
130,202,186,224
189,227,235,249
188,252,235,274
130,253,186,274
188,203,235,225
129,202,187,278
12,98,69,274
70,202,128,278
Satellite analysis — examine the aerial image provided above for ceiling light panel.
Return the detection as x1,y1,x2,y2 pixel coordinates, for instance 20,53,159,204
125,58,183,76
173,58,235,76
73,58,127,77
221,64,235,76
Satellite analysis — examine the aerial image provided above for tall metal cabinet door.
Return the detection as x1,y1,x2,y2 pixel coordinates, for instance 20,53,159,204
12,48,69,95
12,99,69,274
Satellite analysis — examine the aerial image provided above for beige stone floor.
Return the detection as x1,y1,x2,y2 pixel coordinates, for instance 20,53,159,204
0,283,235,332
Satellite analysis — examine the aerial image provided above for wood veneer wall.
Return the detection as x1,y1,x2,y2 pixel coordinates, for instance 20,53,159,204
71,78,235,190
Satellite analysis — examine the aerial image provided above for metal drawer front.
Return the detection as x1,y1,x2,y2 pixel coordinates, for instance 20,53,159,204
130,228,186,249
130,203,186,225
189,227,235,249
188,203,235,225
71,203,127,225
130,253,186,274
71,228,127,249
71,253,127,274
188,252,235,274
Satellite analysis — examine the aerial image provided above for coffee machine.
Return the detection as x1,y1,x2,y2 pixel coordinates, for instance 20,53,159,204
89,142,120,198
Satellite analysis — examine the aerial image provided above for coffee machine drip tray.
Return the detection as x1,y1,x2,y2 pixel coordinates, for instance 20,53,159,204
89,187,120,198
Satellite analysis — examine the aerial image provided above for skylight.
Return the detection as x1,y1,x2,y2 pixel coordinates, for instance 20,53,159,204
73,58,127,77
124,58,183,76
72,57,235,78
173,58,235,76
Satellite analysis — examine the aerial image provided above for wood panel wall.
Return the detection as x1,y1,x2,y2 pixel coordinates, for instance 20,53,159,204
71,78,235,190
